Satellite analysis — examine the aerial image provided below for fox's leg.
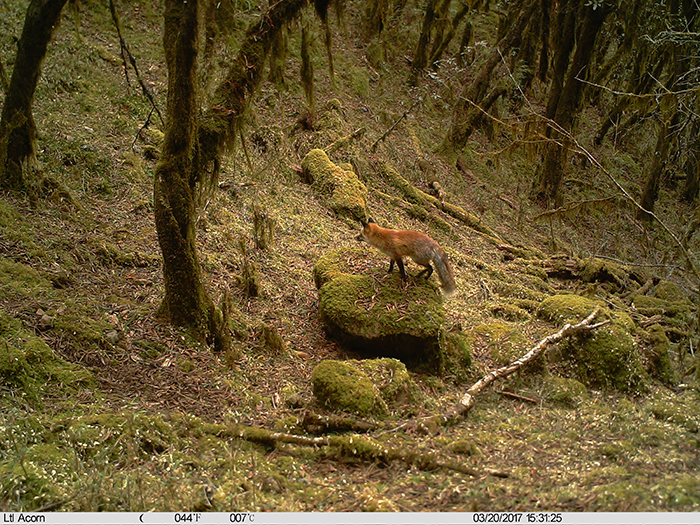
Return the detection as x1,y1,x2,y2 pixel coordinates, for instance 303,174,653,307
416,264,433,279
388,259,395,273
395,258,408,281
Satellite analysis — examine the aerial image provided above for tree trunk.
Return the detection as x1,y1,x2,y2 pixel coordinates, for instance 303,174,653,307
543,0,576,130
682,122,700,203
444,0,536,151
0,0,68,190
409,0,440,83
429,1,470,68
154,0,308,349
532,1,608,205
154,0,214,340
637,113,676,221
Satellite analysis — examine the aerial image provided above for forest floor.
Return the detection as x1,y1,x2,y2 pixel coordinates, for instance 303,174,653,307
1,0,699,513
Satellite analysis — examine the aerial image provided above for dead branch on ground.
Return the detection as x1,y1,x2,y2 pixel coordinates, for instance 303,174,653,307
437,308,607,425
206,421,508,478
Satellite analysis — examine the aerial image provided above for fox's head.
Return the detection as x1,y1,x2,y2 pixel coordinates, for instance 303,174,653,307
356,218,376,242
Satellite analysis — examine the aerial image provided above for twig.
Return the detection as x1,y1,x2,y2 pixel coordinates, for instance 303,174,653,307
498,390,539,404
371,98,421,152
109,0,164,126
574,75,696,99
531,196,617,221
131,104,156,151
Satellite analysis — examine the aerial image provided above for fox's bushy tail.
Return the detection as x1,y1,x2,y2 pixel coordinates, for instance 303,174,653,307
433,250,456,295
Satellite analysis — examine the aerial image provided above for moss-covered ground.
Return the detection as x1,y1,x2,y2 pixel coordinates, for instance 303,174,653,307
0,0,698,513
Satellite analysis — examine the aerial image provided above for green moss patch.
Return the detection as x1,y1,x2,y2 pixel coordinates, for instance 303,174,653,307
354,358,424,414
645,394,700,434
579,257,630,291
312,360,387,416
301,149,368,222
470,322,540,372
542,375,589,408
0,311,94,402
442,331,473,382
630,283,694,331
641,325,677,386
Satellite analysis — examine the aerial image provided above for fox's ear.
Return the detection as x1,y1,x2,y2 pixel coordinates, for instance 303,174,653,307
367,217,376,224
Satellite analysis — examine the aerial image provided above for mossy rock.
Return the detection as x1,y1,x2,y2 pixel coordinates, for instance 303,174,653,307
630,282,694,331
487,301,532,322
537,294,605,324
642,324,677,386
653,280,687,302
542,375,589,408
301,149,368,222
311,360,387,416
354,358,424,412
313,247,365,290
314,250,446,370
580,257,630,290
537,295,648,392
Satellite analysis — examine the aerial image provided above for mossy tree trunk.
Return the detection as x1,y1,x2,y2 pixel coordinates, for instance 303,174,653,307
0,0,68,191
531,1,608,206
155,0,308,349
409,0,440,83
637,107,678,222
155,0,215,342
682,121,700,203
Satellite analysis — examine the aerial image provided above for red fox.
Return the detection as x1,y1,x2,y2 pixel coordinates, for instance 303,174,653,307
356,219,456,294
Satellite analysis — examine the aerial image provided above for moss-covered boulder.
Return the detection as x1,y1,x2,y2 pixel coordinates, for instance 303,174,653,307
301,149,368,222
579,257,630,291
442,331,473,382
312,360,387,416
355,358,424,413
314,250,446,370
537,294,648,392
630,281,694,334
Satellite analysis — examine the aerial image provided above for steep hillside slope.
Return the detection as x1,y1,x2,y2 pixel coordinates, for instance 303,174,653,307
1,0,698,512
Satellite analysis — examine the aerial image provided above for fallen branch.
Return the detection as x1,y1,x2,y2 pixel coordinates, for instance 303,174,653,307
206,421,507,478
438,308,607,425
